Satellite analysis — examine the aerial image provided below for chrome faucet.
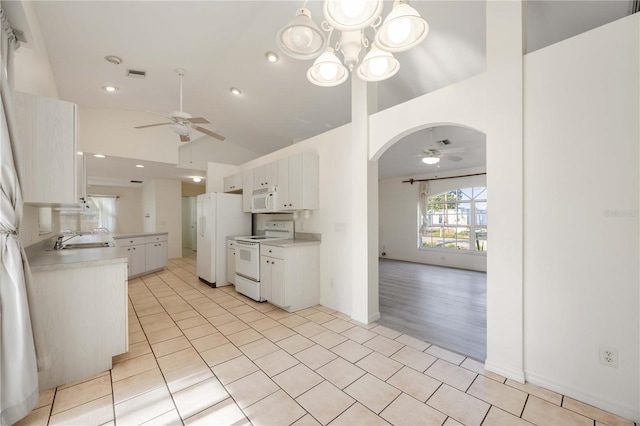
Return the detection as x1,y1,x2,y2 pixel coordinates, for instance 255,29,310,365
52,233,79,250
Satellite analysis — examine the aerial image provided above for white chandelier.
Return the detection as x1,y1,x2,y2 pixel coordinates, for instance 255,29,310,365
277,0,429,87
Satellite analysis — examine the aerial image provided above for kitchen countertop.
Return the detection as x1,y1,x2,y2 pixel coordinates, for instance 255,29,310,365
261,239,321,247
27,246,128,272
26,234,129,272
112,232,168,239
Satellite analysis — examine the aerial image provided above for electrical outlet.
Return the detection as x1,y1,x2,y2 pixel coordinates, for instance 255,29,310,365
599,345,618,368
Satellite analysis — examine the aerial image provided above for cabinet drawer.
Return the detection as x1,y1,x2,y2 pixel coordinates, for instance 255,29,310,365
262,245,285,259
144,234,168,244
114,236,147,247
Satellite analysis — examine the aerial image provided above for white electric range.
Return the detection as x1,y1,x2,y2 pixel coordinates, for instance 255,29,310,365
234,220,294,301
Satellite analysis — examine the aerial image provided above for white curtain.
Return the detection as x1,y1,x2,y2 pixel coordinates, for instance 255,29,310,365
418,181,430,235
0,8,39,425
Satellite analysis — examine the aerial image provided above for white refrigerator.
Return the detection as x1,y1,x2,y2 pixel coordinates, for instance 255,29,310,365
196,193,250,286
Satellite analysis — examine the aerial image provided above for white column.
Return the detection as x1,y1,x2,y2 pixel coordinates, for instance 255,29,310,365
485,0,525,381
350,75,380,323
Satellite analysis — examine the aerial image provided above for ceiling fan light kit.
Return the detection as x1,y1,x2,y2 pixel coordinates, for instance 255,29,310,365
422,155,440,165
277,0,428,87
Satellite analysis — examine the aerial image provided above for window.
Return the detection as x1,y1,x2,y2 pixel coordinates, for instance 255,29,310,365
419,187,487,253
59,196,118,233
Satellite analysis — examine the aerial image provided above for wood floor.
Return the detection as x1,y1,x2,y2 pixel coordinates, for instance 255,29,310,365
378,258,487,361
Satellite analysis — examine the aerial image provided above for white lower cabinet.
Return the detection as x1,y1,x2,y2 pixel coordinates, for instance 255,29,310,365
260,243,319,312
114,234,168,277
126,244,146,277
145,241,167,272
29,261,128,390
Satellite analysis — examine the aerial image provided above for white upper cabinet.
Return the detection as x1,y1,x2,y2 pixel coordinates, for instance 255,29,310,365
242,169,253,213
223,172,243,193
277,152,319,211
253,161,278,189
13,91,86,207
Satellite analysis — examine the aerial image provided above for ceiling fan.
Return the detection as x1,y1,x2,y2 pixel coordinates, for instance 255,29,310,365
420,147,464,165
418,129,465,165
134,68,225,143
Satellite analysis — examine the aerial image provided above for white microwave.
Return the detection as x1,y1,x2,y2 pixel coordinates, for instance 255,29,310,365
251,187,278,213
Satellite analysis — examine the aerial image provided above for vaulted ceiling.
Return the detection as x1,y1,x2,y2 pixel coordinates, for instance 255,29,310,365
4,1,632,182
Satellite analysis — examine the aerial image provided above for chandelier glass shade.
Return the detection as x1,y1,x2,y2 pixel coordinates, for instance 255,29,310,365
276,8,326,60
375,1,429,52
277,0,428,87
307,48,349,86
323,0,384,31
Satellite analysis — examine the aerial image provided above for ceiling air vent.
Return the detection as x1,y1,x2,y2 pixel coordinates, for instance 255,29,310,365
126,69,146,78
130,180,143,184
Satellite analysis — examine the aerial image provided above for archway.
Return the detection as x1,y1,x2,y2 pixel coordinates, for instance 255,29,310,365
375,123,487,360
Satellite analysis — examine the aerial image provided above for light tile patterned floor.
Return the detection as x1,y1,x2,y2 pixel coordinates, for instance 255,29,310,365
16,257,637,426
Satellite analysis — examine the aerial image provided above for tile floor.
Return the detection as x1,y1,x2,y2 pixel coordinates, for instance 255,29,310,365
16,257,636,426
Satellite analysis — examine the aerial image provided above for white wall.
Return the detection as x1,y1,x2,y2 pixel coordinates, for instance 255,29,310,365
141,179,182,259
379,168,487,271
523,14,639,420
78,107,180,164
87,185,142,233
9,1,59,99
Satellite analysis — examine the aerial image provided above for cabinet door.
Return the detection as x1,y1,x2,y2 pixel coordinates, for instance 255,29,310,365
223,175,234,193
242,169,253,212
13,91,80,206
270,257,286,307
156,242,168,269
277,157,290,210
253,162,278,188
287,153,304,210
130,245,146,277
224,173,243,193
260,256,272,302
253,165,266,188
265,161,278,187
226,248,235,284
145,243,161,271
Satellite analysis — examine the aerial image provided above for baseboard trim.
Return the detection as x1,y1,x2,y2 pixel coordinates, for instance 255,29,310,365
369,312,381,323
484,360,525,383
525,370,639,422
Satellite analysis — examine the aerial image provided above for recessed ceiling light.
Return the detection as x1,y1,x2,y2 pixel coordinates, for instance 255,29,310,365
230,87,242,96
192,177,202,183
102,86,118,93
265,51,279,63
135,164,144,168
104,55,123,65
93,154,106,158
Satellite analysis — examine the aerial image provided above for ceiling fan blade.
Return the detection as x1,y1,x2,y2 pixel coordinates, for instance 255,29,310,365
189,117,210,124
180,134,190,143
439,147,468,154
135,122,173,129
443,155,463,162
193,125,226,141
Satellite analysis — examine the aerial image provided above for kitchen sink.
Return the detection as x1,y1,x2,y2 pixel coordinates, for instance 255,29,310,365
60,242,114,249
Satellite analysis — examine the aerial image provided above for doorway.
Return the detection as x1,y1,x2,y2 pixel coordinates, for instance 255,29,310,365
182,196,197,251
376,124,487,360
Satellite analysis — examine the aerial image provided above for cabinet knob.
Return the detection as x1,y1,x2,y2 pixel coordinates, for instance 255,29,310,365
289,204,292,207
132,247,135,250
